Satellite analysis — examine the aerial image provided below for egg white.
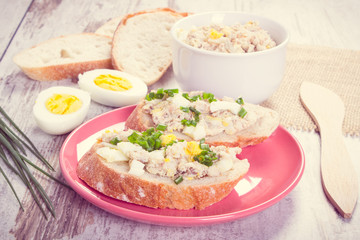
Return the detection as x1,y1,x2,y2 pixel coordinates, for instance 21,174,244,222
78,69,148,107
33,86,91,135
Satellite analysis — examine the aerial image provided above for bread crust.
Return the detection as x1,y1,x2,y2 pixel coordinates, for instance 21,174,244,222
121,8,188,25
77,143,248,210
125,101,154,131
18,59,112,81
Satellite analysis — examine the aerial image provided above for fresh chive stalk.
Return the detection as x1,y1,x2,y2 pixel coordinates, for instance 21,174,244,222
0,108,54,171
0,166,24,210
0,106,68,219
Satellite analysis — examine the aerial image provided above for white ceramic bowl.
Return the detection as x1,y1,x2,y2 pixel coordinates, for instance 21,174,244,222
171,12,289,104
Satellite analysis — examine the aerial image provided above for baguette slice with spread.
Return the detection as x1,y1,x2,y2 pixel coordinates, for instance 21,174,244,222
13,33,112,81
77,127,249,210
111,8,188,85
125,89,280,148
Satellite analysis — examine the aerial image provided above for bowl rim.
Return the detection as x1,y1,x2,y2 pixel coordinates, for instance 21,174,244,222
171,11,290,57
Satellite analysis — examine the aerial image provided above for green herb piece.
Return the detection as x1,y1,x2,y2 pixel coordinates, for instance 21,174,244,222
182,93,201,102
144,127,155,136
155,88,164,99
174,175,183,185
194,150,217,167
202,92,217,103
200,143,210,151
127,128,163,152
145,92,155,101
109,137,122,145
164,88,179,97
145,88,179,101
127,131,140,143
180,106,190,113
238,107,247,118
236,97,245,105
193,141,218,167
189,107,201,122
156,124,167,131
181,106,201,127
165,140,177,147
155,138,162,149
181,119,197,127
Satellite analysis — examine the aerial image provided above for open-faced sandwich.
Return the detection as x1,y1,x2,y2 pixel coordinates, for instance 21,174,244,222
77,126,249,210
126,88,280,148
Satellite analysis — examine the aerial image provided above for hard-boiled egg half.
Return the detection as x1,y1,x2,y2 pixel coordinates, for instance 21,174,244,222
78,69,148,107
33,86,90,135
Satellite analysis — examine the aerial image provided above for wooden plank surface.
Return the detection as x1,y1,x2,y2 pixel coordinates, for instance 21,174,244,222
0,0,359,239
0,0,33,61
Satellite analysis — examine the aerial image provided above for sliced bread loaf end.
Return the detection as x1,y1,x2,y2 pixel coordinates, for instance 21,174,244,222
13,33,112,81
111,8,188,85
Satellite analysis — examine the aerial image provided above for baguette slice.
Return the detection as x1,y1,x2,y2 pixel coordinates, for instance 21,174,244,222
95,16,124,37
111,8,188,85
77,142,249,210
125,90,280,148
13,33,112,81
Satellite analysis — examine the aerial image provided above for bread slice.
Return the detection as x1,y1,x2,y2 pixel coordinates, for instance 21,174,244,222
111,8,188,85
77,141,249,210
13,33,113,81
95,16,124,37
125,90,280,148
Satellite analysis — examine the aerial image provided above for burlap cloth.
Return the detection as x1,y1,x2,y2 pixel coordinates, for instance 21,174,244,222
260,43,360,136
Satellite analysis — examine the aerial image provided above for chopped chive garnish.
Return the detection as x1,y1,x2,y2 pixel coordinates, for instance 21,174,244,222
164,89,179,97
181,106,201,127
181,119,197,127
202,92,217,103
182,93,201,102
236,97,245,105
200,143,210,151
193,150,217,167
190,140,217,167
238,107,247,118
109,137,122,145
145,92,155,101
155,88,164,99
145,88,179,101
174,175,183,185
127,128,164,152
156,124,167,131
180,106,190,113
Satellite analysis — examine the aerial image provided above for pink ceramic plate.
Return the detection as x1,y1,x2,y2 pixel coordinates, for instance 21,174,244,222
60,105,305,226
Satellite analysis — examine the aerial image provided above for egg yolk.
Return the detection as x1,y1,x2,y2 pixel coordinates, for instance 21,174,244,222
209,29,223,39
94,74,133,91
45,94,82,115
160,134,177,146
185,141,202,161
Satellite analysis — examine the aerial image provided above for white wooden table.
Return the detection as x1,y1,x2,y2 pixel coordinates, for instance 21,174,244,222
0,0,359,239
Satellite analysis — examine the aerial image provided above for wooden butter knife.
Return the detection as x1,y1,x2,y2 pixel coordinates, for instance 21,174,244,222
300,81,358,218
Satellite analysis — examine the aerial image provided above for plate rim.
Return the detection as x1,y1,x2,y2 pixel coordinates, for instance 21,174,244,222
60,105,305,226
